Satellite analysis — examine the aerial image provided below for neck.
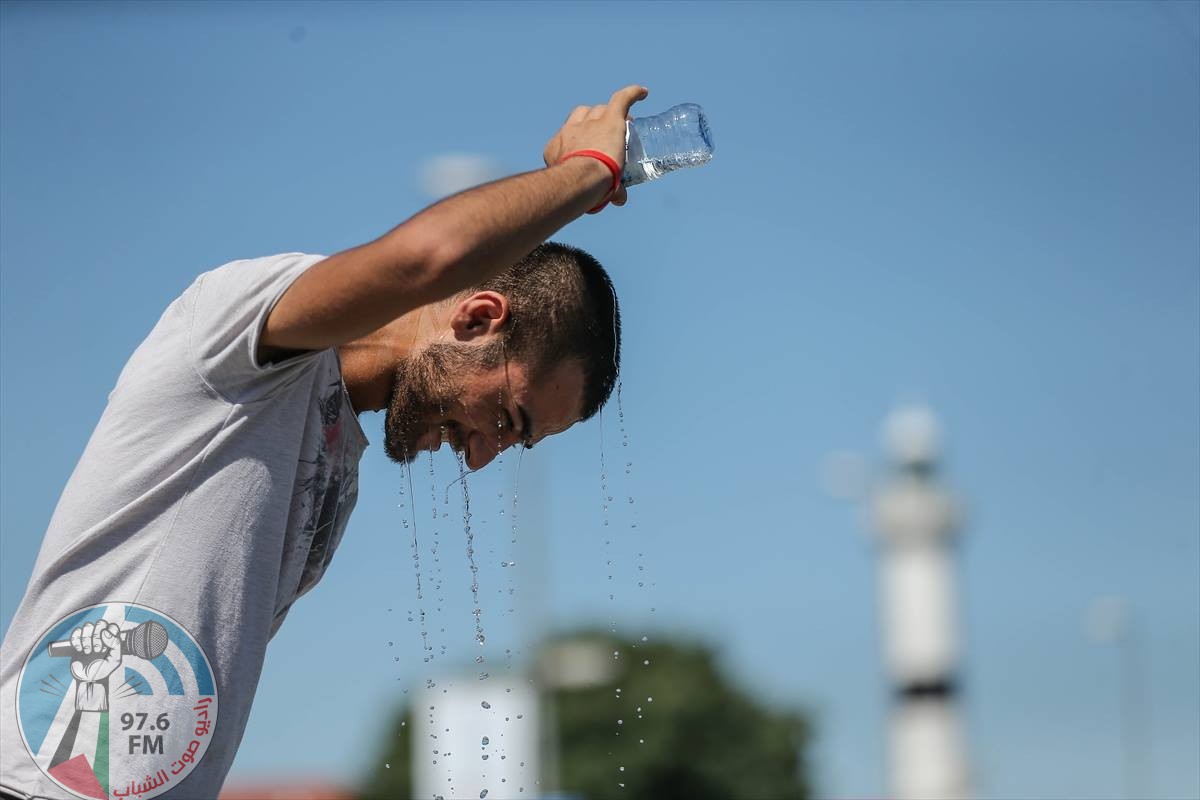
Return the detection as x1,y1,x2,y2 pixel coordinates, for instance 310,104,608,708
337,304,446,413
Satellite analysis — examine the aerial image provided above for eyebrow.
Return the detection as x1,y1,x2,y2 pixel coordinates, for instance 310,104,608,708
518,404,535,448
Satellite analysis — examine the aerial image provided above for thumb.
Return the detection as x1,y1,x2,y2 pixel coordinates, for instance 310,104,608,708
101,623,121,652
608,85,649,119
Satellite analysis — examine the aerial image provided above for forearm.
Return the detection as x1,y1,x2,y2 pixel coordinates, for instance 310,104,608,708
391,156,611,303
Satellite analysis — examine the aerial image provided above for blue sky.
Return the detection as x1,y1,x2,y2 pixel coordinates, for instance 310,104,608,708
2,2,1197,798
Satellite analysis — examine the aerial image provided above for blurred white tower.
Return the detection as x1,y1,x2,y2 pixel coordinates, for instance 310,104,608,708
870,406,971,800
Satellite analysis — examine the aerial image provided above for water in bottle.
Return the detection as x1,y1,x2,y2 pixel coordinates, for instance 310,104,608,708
622,103,714,187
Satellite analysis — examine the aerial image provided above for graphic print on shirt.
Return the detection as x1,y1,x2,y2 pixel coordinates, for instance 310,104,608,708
15,603,218,800
289,379,358,604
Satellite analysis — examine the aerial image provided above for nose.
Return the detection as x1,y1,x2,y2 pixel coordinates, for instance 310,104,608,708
466,427,522,471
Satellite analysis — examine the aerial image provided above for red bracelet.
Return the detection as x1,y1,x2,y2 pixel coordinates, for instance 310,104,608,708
559,149,621,214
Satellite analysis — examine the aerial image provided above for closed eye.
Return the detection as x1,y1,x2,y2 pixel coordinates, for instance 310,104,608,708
502,406,530,448
518,404,534,449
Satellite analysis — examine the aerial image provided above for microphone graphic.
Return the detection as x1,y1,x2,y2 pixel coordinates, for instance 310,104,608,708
47,621,169,660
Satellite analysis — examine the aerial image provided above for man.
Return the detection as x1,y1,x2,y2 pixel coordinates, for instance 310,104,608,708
0,84,648,800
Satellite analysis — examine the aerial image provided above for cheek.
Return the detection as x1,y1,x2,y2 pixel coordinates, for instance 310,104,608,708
460,400,502,432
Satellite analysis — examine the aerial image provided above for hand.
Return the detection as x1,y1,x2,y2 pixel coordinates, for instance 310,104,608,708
543,85,649,207
69,619,123,684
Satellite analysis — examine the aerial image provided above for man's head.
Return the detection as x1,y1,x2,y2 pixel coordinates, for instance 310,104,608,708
383,242,620,470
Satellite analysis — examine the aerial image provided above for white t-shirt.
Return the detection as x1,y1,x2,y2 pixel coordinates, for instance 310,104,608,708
0,253,368,799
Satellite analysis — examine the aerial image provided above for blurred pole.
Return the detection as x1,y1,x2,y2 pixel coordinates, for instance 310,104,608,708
517,448,556,797
1120,614,1152,800
870,406,971,800
1087,596,1154,799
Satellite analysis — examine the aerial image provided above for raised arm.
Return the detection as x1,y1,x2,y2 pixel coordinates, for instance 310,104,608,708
259,85,648,360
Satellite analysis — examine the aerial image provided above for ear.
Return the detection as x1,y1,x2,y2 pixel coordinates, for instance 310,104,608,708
449,291,510,341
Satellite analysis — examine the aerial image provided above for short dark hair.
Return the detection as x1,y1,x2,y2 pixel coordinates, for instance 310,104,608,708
473,242,620,421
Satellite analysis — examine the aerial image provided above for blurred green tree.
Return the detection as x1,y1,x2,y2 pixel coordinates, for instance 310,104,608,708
359,633,812,800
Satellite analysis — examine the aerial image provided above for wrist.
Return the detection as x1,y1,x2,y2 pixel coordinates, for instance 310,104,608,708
562,150,612,183
558,150,621,214
76,680,109,712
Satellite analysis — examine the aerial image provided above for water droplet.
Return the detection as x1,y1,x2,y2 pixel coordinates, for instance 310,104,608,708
385,763,391,769
643,659,650,666
516,714,523,719
617,719,623,725
647,696,653,702
482,736,490,745
639,738,644,744
640,635,648,642
619,766,625,772
481,701,491,709
482,754,489,760
615,688,622,694
480,791,488,799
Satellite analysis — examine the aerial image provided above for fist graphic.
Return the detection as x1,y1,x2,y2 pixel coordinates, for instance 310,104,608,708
69,619,123,682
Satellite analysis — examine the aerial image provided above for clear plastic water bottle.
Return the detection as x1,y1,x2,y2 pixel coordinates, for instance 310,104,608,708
622,103,714,187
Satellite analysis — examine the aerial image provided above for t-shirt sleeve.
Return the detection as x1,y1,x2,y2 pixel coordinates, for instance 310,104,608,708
188,252,329,402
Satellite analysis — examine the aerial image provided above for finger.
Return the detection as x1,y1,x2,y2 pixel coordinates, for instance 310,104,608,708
611,185,628,206
608,85,649,118
71,627,83,653
566,105,589,125
101,623,120,651
91,620,105,654
80,622,94,654
586,104,607,121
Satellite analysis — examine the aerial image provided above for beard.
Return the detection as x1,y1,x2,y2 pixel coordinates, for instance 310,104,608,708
382,339,504,464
